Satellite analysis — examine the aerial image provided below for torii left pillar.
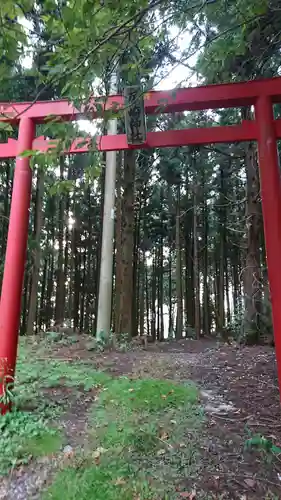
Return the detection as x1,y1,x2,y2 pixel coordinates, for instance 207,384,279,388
0,117,35,414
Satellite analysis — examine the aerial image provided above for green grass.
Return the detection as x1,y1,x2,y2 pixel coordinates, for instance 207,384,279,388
43,459,156,500
0,340,111,475
14,340,111,412
0,411,63,474
45,378,203,500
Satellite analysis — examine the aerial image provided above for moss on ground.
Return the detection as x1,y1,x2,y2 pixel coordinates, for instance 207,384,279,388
45,378,203,500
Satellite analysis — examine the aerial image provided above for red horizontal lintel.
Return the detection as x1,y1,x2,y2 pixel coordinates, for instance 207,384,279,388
0,77,281,123
0,121,263,158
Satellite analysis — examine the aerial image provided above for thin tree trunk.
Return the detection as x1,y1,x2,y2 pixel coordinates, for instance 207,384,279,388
168,246,173,337
194,182,200,339
46,252,55,329
202,181,209,335
139,249,145,335
79,251,86,332
218,164,227,331
132,206,140,337
145,259,150,336
72,207,80,330
27,169,45,335
94,164,105,333
114,152,123,333
151,253,157,341
39,256,48,329
1,161,10,259
175,184,183,339
54,159,65,325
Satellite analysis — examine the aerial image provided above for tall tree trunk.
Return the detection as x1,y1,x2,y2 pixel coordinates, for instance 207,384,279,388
184,178,195,330
243,142,262,343
217,164,227,331
94,164,105,333
132,204,140,337
46,252,55,329
175,184,183,339
79,251,86,331
145,258,150,336
114,152,123,333
139,249,145,335
151,255,157,341
1,161,10,259
202,177,209,335
117,150,136,337
27,168,45,334
168,245,173,337
72,204,81,330
54,159,66,325
39,256,48,329
225,263,231,325
84,187,92,333
159,187,164,340
232,245,240,317
194,182,200,339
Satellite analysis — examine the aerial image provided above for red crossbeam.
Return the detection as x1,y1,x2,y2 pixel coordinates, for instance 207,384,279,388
0,77,281,123
2,120,281,158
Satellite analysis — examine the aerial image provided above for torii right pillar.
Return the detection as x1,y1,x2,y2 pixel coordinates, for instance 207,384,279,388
256,95,281,397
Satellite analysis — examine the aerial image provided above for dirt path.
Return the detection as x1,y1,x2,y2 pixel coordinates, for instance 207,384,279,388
1,338,281,499
52,337,281,498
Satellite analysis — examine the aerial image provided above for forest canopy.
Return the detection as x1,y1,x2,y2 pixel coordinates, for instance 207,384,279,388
0,0,280,343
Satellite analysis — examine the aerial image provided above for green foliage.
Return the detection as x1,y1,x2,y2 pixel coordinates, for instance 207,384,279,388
91,331,133,353
245,434,281,455
0,411,62,475
0,374,15,407
18,357,110,392
196,0,280,82
15,341,111,410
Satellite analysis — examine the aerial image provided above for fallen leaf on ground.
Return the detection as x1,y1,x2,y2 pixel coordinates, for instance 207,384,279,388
179,490,196,498
114,477,126,486
63,445,74,458
92,447,107,465
159,430,169,440
156,449,166,456
244,478,256,488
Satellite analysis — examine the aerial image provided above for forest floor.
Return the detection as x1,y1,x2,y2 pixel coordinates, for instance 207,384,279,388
0,336,280,500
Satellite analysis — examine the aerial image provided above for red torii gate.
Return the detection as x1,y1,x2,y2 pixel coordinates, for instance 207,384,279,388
0,76,281,412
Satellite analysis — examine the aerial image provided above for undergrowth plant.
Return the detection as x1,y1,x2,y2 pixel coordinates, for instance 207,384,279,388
0,339,112,476
0,410,62,474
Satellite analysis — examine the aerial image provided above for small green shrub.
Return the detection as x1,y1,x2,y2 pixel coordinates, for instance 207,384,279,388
0,411,62,474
